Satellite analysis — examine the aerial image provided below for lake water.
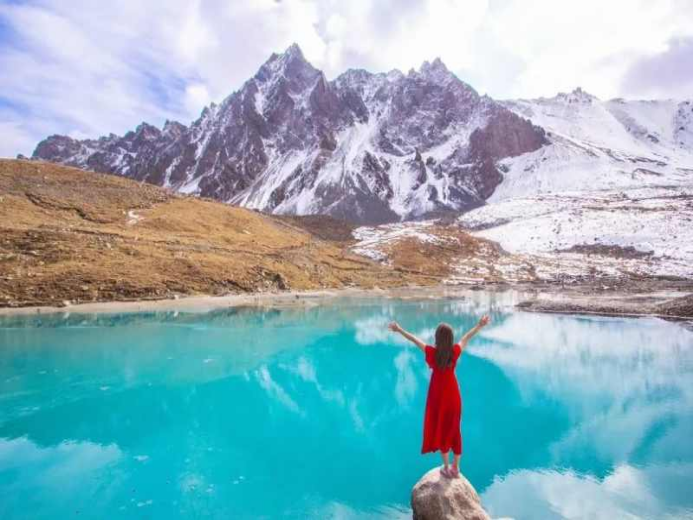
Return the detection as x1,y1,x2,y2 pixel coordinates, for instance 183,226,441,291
1,293,692,519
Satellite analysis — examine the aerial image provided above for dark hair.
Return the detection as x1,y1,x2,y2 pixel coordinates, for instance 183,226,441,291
434,323,455,369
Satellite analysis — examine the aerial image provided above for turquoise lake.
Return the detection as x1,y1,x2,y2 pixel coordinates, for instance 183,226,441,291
1,293,692,519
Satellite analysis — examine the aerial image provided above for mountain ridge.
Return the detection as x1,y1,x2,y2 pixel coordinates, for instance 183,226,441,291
29,44,693,224
30,43,548,224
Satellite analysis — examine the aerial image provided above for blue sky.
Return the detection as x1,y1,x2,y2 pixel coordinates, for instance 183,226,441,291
1,0,692,158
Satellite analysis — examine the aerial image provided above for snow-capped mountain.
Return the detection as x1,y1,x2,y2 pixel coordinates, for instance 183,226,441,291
349,88,693,282
495,88,693,200
31,44,546,224
30,45,693,225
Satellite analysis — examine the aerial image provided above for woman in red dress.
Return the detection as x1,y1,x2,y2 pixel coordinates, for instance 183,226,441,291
389,315,490,478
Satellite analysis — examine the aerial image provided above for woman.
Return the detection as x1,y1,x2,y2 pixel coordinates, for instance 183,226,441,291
388,315,490,477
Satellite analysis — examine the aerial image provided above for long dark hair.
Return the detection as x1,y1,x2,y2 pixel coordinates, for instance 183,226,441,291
434,323,455,369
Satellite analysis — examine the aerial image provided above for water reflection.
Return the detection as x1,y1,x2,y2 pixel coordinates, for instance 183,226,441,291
0,294,692,519
0,437,123,518
476,314,693,466
482,463,693,520
472,312,693,519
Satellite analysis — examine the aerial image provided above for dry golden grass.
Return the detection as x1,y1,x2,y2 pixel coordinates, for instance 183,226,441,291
0,159,432,307
380,224,506,279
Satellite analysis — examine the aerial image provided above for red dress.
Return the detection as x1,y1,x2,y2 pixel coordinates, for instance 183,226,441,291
421,344,462,455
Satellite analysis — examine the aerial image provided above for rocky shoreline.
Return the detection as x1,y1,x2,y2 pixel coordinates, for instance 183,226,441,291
2,282,692,323
517,292,693,321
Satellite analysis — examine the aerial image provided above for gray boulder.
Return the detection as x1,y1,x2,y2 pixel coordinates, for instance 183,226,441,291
411,468,490,520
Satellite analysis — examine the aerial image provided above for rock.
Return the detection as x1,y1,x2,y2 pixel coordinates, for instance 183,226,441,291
273,272,289,291
656,293,693,318
411,468,490,520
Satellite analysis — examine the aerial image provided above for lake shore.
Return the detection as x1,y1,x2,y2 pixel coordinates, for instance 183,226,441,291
4,161,692,317
2,280,692,320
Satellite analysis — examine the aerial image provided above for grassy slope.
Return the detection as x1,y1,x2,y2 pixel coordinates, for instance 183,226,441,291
0,159,430,307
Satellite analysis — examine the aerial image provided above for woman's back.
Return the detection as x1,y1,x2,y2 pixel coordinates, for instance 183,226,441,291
425,343,462,374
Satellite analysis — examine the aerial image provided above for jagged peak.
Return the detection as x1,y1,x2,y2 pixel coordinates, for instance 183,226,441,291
134,122,159,135
516,87,601,106
283,42,304,60
263,43,304,63
163,119,186,135
200,102,219,119
555,87,599,104
335,67,403,84
386,69,404,81
336,68,375,81
254,42,318,87
407,57,462,86
163,119,184,129
262,43,310,70
98,132,120,143
419,57,449,75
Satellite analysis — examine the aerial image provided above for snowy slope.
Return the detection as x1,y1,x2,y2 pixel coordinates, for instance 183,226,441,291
496,90,693,200
458,187,693,279
349,88,693,281
436,90,693,281
350,185,693,283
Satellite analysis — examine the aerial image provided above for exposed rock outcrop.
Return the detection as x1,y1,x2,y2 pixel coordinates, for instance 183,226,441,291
411,468,490,520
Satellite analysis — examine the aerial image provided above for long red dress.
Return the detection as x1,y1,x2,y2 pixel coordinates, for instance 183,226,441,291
421,343,462,455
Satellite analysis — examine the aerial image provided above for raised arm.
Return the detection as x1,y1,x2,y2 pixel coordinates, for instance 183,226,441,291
388,321,426,353
459,315,490,351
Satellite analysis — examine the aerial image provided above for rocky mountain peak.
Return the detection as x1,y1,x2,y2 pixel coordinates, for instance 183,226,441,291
30,45,550,224
255,43,317,89
163,120,186,137
419,57,451,78
283,42,304,59
556,86,599,104
133,122,160,138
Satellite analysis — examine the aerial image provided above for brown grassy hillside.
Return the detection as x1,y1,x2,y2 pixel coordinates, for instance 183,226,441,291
0,159,432,307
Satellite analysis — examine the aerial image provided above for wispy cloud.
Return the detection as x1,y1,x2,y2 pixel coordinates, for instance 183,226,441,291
621,36,693,99
1,0,692,157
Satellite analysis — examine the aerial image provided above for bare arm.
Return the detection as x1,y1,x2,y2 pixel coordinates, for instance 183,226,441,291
388,321,426,353
459,315,490,351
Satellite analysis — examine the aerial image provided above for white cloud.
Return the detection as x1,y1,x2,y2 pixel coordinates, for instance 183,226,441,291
0,120,36,157
184,84,212,117
0,436,123,513
394,349,418,407
481,0,693,99
255,365,303,415
1,0,691,158
474,313,693,479
482,463,693,520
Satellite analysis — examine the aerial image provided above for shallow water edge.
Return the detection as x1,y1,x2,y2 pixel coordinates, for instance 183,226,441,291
1,283,691,322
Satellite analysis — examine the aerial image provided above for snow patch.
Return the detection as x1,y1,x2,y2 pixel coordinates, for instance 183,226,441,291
460,186,693,279
351,221,450,263
126,210,143,225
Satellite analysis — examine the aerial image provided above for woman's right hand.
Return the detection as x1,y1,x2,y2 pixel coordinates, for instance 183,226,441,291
478,315,491,328
388,321,402,333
